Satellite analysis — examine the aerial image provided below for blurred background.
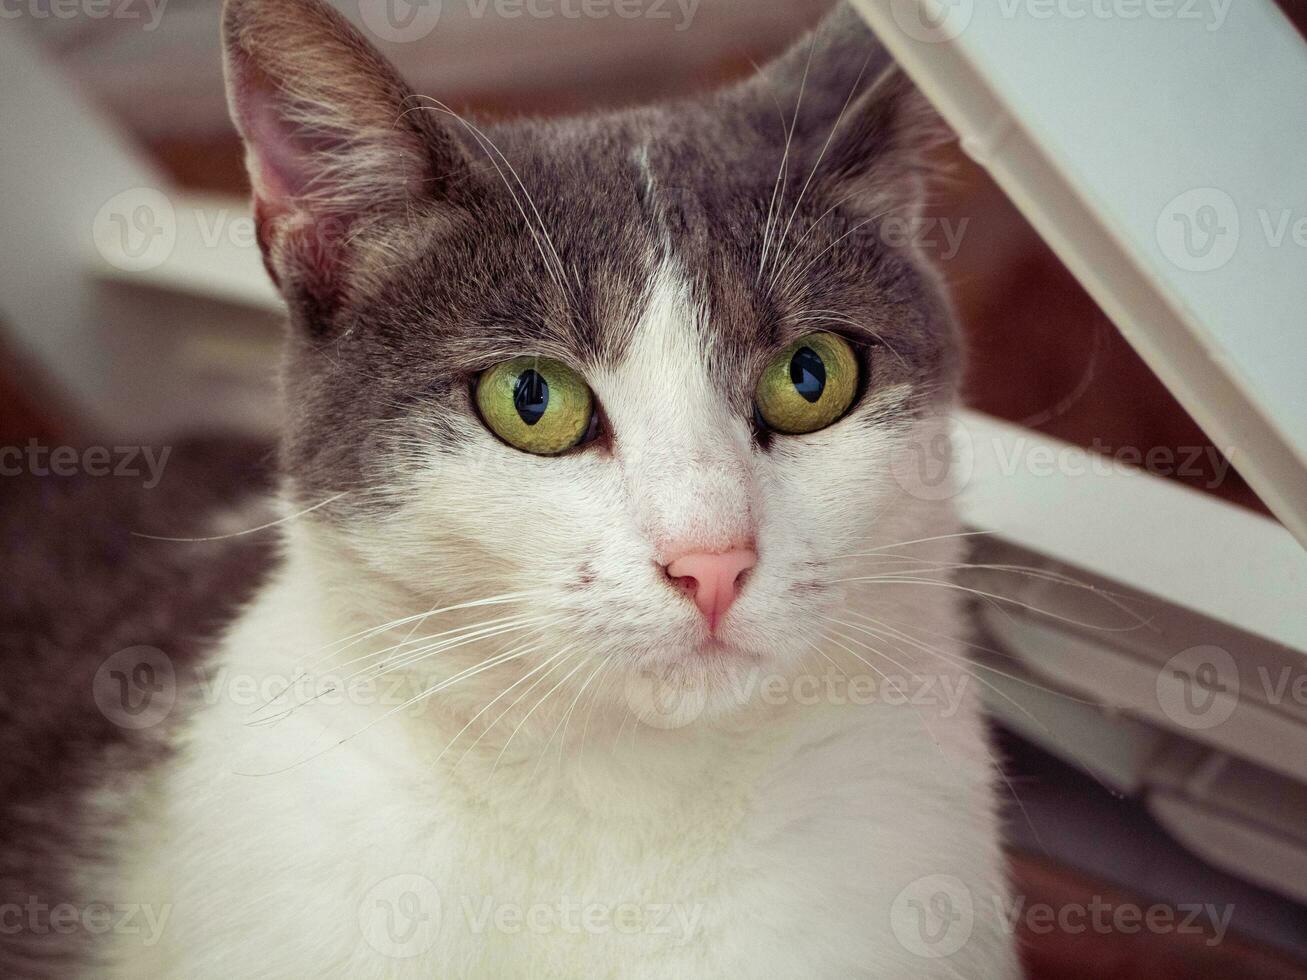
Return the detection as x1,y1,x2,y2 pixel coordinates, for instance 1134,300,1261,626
2,0,1294,520
2,1,1305,976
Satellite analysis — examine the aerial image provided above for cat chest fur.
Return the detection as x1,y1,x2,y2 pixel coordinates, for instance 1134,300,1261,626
103,565,1008,979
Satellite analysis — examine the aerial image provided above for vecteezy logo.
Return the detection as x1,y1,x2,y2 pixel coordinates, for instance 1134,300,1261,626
890,0,974,43
92,188,177,273
357,0,442,43
890,874,974,959
624,664,708,730
359,874,442,958
1156,188,1240,272
92,646,177,729
1156,644,1240,731
888,414,974,502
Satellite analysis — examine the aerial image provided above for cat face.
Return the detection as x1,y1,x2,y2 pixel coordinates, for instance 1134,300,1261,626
224,0,960,717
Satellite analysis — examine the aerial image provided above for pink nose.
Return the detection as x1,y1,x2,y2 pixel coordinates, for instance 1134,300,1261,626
664,548,758,630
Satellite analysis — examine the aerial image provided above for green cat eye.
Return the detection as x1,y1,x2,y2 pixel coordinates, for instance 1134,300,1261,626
754,332,859,435
476,356,595,455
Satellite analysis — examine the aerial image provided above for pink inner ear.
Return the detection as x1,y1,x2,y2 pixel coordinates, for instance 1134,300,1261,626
244,92,312,218
228,46,342,221
229,60,353,304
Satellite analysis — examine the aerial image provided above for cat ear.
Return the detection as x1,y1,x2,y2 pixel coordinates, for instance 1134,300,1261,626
221,0,469,322
816,64,946,221
746,5,946,221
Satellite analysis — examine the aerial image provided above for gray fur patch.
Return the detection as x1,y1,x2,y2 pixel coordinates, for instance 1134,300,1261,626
265,4,958,515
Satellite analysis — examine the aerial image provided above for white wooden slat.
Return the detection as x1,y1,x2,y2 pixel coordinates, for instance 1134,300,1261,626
852,0,1307,548
958,409,1307,653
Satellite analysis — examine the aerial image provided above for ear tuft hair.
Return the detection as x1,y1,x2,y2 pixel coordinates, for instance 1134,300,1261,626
743,3,952,221
221,0,469,322
822,63,952,218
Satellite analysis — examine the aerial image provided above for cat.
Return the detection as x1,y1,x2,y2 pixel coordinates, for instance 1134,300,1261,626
84,0,1019,976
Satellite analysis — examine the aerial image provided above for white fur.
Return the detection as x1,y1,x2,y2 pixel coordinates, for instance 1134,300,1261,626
101,265,1018,978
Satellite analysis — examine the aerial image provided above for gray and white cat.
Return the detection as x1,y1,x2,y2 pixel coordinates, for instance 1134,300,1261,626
92,0,1018,975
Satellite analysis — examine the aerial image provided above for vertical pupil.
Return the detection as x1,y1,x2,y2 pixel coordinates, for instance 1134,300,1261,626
513,370,549,425
790,347,826,404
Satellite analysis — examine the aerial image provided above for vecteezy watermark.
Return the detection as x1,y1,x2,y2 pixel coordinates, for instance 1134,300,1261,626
89,189,398,273
888,414,975,503
848,215,971,263
624,665,972,730
775,211,971,264
678,196,972,266
91,189,310,275
0,896,172,947
0,440,172,489
358,875,702,958
357,0,699,44
360,875,443,959
992,0,1231,29
90,184,967,281
1156,645,1240,731
890,876,1235,959
357,0,442,43
93,646,177,730
0,0,168,30
90,189,291,274
890,874,976,958
1156,644,1307,733
1157,189,1307,272
889,415,1237,502
889,0,1231,43
460,896,702,943
624,665,711,731
92,188,178,272
997,894,1235,948
985,437,1235,489
890,0,974,43
1255,663,1307,712
194,664,478,720
1156,188,1240,272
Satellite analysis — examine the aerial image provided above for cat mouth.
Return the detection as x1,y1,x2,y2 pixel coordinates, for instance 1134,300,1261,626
691,636,759,662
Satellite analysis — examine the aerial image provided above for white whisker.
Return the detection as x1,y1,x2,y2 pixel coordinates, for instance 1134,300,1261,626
767,52,873,295
131,492,348,543
487,648,585,784
756,33,816,286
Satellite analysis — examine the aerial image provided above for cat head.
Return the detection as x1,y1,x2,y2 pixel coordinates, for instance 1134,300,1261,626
223,0,962,726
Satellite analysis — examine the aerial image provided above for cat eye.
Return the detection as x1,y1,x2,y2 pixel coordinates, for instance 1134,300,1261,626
754,332,859,435
476,356,596,455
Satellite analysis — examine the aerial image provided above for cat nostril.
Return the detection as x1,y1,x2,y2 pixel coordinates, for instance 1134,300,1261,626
664,567,699,596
